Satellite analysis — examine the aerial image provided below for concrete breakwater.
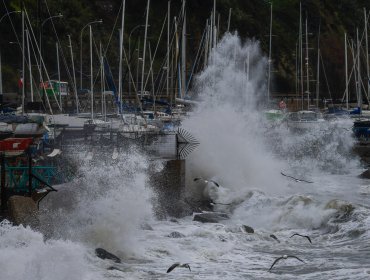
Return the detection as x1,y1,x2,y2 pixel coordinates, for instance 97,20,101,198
0,127,196,228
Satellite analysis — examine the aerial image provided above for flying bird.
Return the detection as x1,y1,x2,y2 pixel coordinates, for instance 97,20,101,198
269,255,305,271
167,263,191,273
290,233,312,244
280,172,313,183
194,177,220,187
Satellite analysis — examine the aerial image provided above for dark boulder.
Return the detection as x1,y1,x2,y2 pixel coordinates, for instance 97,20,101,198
95,248,121,263
241,225,254,233
168,231,185,238
360,169,370,179
193,212,229,223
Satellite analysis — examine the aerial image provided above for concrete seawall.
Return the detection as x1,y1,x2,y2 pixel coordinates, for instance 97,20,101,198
150,159,190,218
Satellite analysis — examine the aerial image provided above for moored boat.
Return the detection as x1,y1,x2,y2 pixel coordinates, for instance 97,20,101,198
286,110,325,131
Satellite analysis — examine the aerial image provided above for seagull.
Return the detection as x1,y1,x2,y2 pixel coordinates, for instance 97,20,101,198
270,234,280,243
269,255,305,271
194,177,219,187
280,172,313,183
290,233,312,244
166,263,191,273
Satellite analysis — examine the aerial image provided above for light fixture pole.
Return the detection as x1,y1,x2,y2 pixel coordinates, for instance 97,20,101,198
39,13,63,82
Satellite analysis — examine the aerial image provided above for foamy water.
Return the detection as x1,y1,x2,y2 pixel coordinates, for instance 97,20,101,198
1,33,370,280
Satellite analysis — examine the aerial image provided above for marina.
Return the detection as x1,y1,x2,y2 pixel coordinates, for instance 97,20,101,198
1,1,370,279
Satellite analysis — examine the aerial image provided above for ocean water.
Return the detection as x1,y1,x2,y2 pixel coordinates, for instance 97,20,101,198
1,33,370,280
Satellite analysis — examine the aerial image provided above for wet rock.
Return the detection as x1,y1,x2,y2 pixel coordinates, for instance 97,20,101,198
168,231,185,238
95,248,121,263
325,199,355,223
241,225,254,233
193,212,229,223
347,229,366,238
169,218,179,223
360,169,370,179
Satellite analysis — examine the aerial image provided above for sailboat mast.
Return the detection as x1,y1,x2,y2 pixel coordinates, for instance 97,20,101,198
357,28,361,109
0,51,2,106
209,12,213,53
89,24,93,121
316,24,320,109
204,19,209,68
365,8,369,99
118,0,126,115
167,0,170,97
100,42,103,116
68,35,79,114
267,2,272,104
299,2,304,110
227,8,232,32
305,16,310,110
26,29,33,103
22,7,25,115
140,0,150,99
181,9,186,99
56,42,61,110
213,0,216,48
246,50,250,84
345,33,349,110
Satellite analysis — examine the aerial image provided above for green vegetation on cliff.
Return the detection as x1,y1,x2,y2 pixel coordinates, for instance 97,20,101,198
1,0,369,100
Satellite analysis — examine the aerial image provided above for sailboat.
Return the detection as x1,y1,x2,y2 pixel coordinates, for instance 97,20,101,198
286,6,325,131
263,3,286,123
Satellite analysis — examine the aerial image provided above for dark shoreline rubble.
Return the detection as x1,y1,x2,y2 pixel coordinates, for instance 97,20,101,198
193,212,229,223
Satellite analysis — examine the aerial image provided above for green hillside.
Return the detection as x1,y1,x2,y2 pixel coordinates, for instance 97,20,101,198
1,0,370,101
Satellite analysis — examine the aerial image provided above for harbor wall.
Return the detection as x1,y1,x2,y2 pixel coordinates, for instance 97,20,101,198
150,159,190,218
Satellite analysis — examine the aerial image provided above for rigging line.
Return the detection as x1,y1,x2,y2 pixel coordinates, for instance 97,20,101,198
103,0,122,56
152,16,183,96
122,46,145,118
26,27,48,111
43,0,75,97
185,23,207,94
3,1,55,113
24,9,60,111
319,51,332,103
150,2,186,91
143,12,168,91
92,36,104,89
350,37,370,104
341,38,357,102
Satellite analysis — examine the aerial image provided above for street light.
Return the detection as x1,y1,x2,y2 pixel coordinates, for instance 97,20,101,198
79,19,103,90
0,10,21,24
39,13,63,82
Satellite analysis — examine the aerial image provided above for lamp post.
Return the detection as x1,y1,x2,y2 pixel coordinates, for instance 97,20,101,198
0,10,21,23
79,19,102,90
39,13,63,77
